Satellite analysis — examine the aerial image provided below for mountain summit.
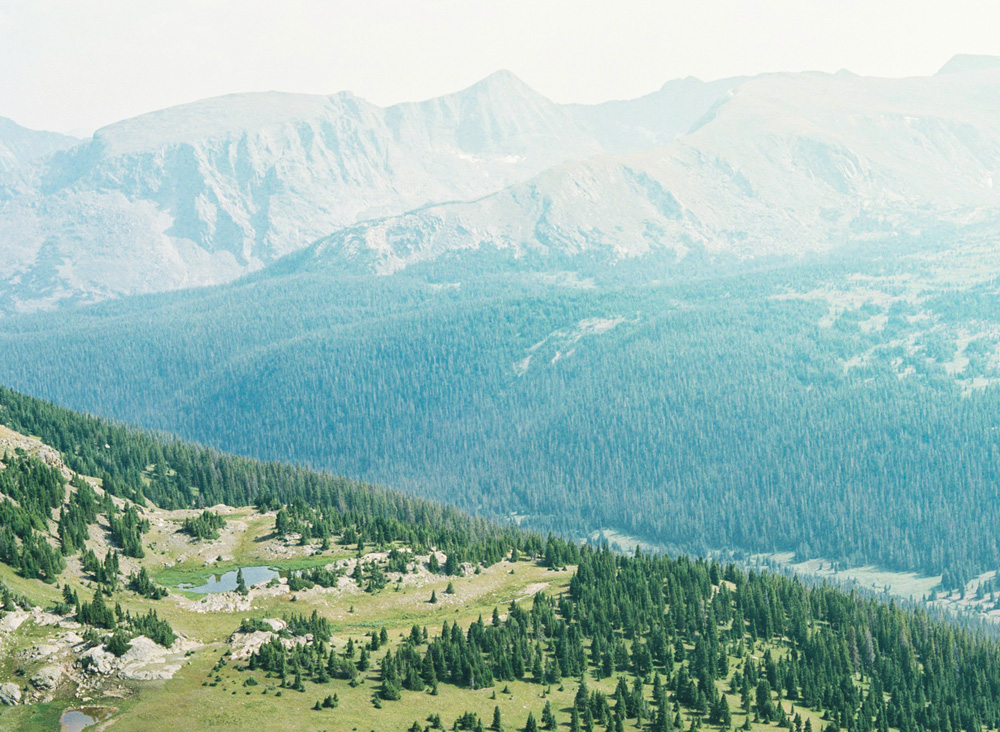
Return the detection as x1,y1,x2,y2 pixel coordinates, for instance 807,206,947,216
0,73,733,313
4,64,1000,313
304,68,1000,275
937,53,1000,74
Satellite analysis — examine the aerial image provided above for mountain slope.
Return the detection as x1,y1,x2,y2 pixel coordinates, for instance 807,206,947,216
304,66,1000,275
5,229,1000,589
6,61,1000,313
3,394,1000,732
0,72,737,314
0,117,77,174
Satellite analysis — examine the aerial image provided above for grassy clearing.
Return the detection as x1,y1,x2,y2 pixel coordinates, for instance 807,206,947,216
0,699,65,731
80,635,830,732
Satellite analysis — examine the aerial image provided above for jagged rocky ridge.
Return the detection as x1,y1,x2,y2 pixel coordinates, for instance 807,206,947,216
0,72,741,313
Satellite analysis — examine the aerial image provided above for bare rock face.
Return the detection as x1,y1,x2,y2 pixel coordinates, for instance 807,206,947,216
78,646,114,676
29,664,62,690
228,629,275,661
0,682,21,706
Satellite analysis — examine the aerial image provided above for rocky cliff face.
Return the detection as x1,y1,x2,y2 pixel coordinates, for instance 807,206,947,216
0,72,738,313
4,59,1000,313
305,65,1000,274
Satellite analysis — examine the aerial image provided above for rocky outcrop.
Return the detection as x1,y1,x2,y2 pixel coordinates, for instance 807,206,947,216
29,664,62,690
0,610,29,634
0,425,62,467
77,636,197,681
79,646,114,676
228,630,275,661
0,682,21,706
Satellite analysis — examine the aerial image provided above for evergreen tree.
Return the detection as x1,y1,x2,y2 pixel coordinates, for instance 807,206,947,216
236,568,249,596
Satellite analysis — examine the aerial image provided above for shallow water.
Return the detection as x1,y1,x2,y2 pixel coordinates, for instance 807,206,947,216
60,707,113,732
178,565,279,593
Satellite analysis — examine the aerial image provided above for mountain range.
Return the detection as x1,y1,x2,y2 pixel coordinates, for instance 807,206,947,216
4,57,1000,589
0,71,742,313
3,56,1000,314
8,44,1000,732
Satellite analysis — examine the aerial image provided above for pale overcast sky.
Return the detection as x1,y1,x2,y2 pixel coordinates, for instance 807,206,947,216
2,0,1000,136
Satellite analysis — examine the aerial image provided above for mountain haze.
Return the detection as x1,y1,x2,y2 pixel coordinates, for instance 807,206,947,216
5,58,1000,592
0,117,77,174
6,60,1000,312
0,72,738,313
306,66,1000,275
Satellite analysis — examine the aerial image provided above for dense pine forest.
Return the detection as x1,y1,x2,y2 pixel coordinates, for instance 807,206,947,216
2,240,1000,587
3,384,1000,731
0,385,529,568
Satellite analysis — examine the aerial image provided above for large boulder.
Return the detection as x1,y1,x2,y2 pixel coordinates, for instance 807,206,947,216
228,629,274,661
30,664,62,690
0,682,20,706
118,636,187,681
78,646,114,675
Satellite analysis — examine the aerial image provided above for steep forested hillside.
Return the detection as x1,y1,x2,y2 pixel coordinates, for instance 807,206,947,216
3,400,1000,732
2,235,1000,589
0,385,529,569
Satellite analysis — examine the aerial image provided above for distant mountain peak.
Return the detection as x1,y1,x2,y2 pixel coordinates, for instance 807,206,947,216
0,115,79,142
0,116,79,173
937,54,1000,75
461,69,540,97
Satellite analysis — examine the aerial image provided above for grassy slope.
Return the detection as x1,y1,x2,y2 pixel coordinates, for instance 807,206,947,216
0,524,826,732
0,429,824,732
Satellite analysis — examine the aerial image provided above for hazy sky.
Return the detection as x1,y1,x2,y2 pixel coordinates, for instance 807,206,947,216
3,0,1000,136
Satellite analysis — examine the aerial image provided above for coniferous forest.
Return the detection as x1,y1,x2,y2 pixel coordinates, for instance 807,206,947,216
7,17,1000,732
3,386,1000,732
2,244,1000,587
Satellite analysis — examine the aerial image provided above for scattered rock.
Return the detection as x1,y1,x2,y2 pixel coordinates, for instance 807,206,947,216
0,682,20,706
179,587,255,613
